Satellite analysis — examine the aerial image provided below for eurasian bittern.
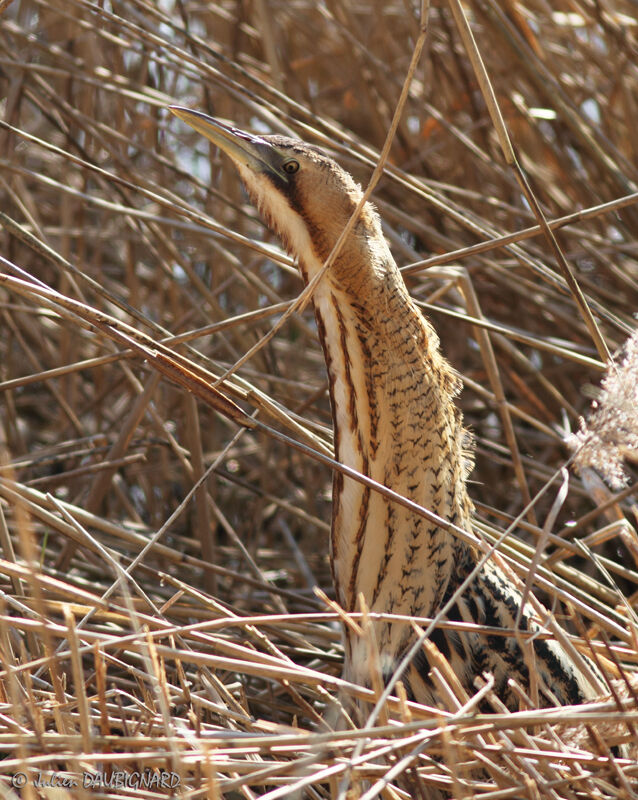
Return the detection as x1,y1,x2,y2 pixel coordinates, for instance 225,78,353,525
169,106,603,711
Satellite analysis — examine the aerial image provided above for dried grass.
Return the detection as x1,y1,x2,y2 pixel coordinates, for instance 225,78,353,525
1,1,638,797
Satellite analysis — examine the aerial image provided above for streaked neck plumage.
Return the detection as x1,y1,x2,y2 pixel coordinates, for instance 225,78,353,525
245,159,476,654
304,222,475,620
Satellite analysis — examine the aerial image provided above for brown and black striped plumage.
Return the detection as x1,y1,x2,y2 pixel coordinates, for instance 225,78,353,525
170,106,604,711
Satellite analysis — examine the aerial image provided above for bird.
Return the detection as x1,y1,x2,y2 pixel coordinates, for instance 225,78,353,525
168,105,606,714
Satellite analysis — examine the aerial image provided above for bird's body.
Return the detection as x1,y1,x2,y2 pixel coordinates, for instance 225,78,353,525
170,106,604,710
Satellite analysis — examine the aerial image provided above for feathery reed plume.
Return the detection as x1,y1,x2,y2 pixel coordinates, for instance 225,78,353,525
570,329,638,488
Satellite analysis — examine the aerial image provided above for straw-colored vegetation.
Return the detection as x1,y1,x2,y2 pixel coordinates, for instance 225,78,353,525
1,0,637,797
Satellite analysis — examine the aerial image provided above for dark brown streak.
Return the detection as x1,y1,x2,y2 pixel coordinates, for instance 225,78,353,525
329,294,374,611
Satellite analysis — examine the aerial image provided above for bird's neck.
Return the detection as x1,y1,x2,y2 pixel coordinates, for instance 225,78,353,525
306,245,475,627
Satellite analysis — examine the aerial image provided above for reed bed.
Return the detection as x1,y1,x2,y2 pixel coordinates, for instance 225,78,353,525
1,1,637,797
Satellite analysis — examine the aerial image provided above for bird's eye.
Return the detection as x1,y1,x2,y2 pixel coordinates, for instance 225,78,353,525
282,160,299,174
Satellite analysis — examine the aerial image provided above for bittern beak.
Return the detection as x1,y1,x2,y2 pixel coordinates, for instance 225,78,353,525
168,105,286,182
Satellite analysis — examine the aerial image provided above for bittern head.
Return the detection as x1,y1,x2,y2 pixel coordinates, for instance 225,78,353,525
169,106,386,287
